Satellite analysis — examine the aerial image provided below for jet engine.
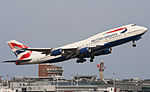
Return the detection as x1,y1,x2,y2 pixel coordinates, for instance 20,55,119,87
51,49,63,56
101,48,112,55
94,48,112,56
77,47,91,54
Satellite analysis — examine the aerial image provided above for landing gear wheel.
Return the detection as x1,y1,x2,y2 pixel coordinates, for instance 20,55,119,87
132,43,136,47
132,41,136,47
76,58,86,63
90,59,94,62
82,59,86,63
76,60,80,63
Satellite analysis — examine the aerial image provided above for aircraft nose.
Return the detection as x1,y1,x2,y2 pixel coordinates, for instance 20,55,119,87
139,26,148,34
143,27,148,33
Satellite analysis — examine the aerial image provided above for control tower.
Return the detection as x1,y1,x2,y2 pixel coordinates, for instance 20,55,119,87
97,60,105,80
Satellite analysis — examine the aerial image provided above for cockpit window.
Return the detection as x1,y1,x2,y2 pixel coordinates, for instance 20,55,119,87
131,24,136,26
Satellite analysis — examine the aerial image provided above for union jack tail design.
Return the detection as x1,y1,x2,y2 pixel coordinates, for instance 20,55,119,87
7,40,32,60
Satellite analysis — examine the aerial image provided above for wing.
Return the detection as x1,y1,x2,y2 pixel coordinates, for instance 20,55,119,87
22,44,104,59
62,45,104,59
22,48,52,55
22,47,77,57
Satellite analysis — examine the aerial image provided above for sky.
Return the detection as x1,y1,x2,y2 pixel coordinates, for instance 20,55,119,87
0,0,150,79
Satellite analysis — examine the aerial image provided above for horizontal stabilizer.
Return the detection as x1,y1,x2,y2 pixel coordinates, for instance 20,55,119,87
22,48,52,55
2,59,32,63
22,48,52,52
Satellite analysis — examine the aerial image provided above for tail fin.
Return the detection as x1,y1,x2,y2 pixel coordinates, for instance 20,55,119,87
7,40,32,60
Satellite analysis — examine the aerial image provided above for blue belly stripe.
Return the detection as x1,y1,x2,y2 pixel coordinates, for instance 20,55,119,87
104,34,142,48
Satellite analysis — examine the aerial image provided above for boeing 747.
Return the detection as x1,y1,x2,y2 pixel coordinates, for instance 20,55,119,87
3,24,147,65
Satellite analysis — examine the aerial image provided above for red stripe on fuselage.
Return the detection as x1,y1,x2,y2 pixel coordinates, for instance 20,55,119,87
107,27,127,34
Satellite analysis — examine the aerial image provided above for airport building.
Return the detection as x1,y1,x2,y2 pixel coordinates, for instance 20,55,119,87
1,64,150,92
0,75,150,92
38,63,63,77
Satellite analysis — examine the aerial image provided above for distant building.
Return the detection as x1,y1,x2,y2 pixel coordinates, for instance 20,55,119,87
38,63,63,77
74,75,97,82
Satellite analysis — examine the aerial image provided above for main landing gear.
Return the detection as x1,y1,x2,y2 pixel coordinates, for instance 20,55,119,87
76,55,95,63
132,41,136,47
76,58,86,63
90,55,94,62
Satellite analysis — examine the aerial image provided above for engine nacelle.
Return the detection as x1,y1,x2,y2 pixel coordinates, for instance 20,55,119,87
94,48,112,56
51,49,63,56
101,48,112,55
77,47,91,54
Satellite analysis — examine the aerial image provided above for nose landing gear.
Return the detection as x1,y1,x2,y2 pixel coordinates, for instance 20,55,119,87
132,41,136,47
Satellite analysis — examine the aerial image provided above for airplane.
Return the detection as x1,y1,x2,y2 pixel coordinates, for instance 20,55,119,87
3,24,147,65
